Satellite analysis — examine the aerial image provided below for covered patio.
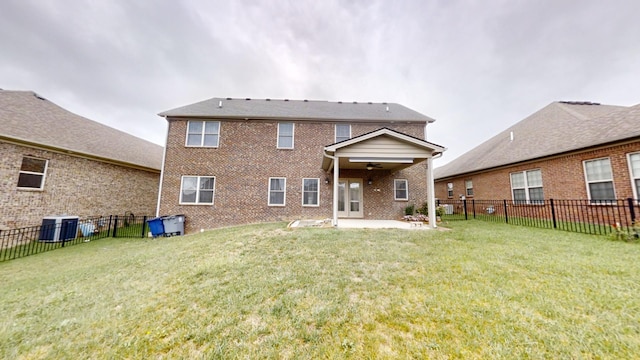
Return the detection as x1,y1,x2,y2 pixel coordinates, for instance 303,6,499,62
321,128,446,228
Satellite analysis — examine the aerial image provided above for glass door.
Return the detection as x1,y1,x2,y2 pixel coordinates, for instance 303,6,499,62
337,179,363,218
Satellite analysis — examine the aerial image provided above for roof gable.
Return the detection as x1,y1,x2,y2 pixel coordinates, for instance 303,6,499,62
0,90,163,170
159,97,436,123
435,101,637,179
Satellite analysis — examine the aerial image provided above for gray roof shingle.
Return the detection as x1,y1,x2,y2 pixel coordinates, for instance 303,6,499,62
0,90,163,170
435,101,639,179
159,97,436,123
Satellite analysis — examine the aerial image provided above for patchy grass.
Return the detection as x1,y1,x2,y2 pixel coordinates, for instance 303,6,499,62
1,221,639,359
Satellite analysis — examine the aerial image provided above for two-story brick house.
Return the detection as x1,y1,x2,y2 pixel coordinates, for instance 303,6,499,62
0,90,163,229
434,101,640,203
157,97,446,233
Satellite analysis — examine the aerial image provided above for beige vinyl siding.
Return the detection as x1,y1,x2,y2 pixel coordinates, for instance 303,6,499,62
337,136,432,158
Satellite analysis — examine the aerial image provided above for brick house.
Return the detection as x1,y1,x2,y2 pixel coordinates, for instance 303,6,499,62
434,101,640,203
0,90,163,229
157,97,446,233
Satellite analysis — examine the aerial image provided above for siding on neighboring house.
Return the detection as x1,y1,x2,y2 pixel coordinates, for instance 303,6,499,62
159,116,435,233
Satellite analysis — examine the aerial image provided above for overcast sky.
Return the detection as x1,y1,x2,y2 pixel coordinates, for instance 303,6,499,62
2,0,639,166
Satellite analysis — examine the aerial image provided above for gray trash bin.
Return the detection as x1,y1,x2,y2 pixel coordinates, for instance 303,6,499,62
162,215,185,236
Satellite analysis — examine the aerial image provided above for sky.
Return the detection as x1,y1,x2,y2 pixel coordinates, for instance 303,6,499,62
1,0,639,166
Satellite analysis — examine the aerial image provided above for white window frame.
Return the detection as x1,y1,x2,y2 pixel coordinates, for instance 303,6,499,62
302,178,320,207
510,169,544,204
179,175,216,205
185,121,220,147
465,180,473,197
277,123,294,149
447,183,453,198
394,179,408,201
17,156,48,190
583,157,616,204
268,177,287,206
335,124,351,143
627,152,640,201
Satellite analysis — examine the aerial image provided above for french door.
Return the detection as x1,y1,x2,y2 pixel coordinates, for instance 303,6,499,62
337,178,363,218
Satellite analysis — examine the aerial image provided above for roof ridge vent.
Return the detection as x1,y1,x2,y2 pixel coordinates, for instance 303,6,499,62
226,97,232,100
34,93,46,100
218,100,222,108
559,101,600,106
245,98,251,100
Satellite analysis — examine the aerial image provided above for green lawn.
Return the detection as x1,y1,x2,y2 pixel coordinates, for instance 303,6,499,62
1,221,639,359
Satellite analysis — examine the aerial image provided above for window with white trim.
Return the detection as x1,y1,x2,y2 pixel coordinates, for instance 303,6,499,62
180,176,215,204
584,158,615,203
268,177,286,206
186,121,220,147
510,169,544,204
627,152,640,200
465,180,474,196
394,179,408,200
302,178,319,206
17,156,48,190
447,183,453,198
277,123,294,149
335,124,351,143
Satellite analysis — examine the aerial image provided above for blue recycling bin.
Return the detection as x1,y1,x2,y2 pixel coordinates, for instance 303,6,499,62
146,217,165,237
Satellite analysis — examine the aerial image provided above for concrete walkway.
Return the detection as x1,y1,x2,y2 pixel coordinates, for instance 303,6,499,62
288,219,432,230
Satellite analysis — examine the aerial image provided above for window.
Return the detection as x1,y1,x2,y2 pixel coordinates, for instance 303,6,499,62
277,123,294,149
186,121,220,147
302,178,319,206
335,124,351,143
447,183,453,198
510,169,544,204
268,177,286,206
584,158,615,203
465,180,474,196
180,176,215,204
17,156,48,190
628,152,640,200
394,179,408,200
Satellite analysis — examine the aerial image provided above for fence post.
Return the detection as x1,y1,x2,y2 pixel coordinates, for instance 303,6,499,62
141,216,147,238
112,216,118,238
106,215,113,237
503,199,509,224
472,199,476,219
463,199,468,220
550,199,557,229
628,198,637,223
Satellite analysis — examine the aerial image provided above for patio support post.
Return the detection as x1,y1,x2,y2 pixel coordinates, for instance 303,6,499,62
333,156,340,226
426,155,437,228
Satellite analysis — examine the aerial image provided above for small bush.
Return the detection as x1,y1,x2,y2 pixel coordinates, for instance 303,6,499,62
404,204,415,216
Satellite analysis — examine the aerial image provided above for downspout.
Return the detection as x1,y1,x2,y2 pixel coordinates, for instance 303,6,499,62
155,119,170,218
323,150,339,227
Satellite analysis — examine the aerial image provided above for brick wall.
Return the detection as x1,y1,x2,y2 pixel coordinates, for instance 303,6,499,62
159,120,430,233
0,142,160,229
435,140,640,201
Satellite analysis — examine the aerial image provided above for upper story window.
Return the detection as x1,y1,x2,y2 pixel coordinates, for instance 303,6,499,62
302,178,319,206
510,169,544,204
17,156,48,190
465,180,474,197
268,177,286,206
584,158,615,203
277,123,294,149
394,179,408,200
335,124,351,143
186,121,220,147
627,152,640,200
447,183,453,198
180,176,215,205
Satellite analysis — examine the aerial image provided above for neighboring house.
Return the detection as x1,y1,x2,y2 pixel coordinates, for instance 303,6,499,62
434,101,640,203
0,90,164,229
157,97,446,233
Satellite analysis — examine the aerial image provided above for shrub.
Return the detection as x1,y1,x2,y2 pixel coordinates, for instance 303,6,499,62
404,204,415,216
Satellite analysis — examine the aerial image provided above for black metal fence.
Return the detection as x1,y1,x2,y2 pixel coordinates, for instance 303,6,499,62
437,198,639,238
0,215,152,262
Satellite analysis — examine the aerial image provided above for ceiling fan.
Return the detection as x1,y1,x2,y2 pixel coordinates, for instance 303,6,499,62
365,162,383,170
